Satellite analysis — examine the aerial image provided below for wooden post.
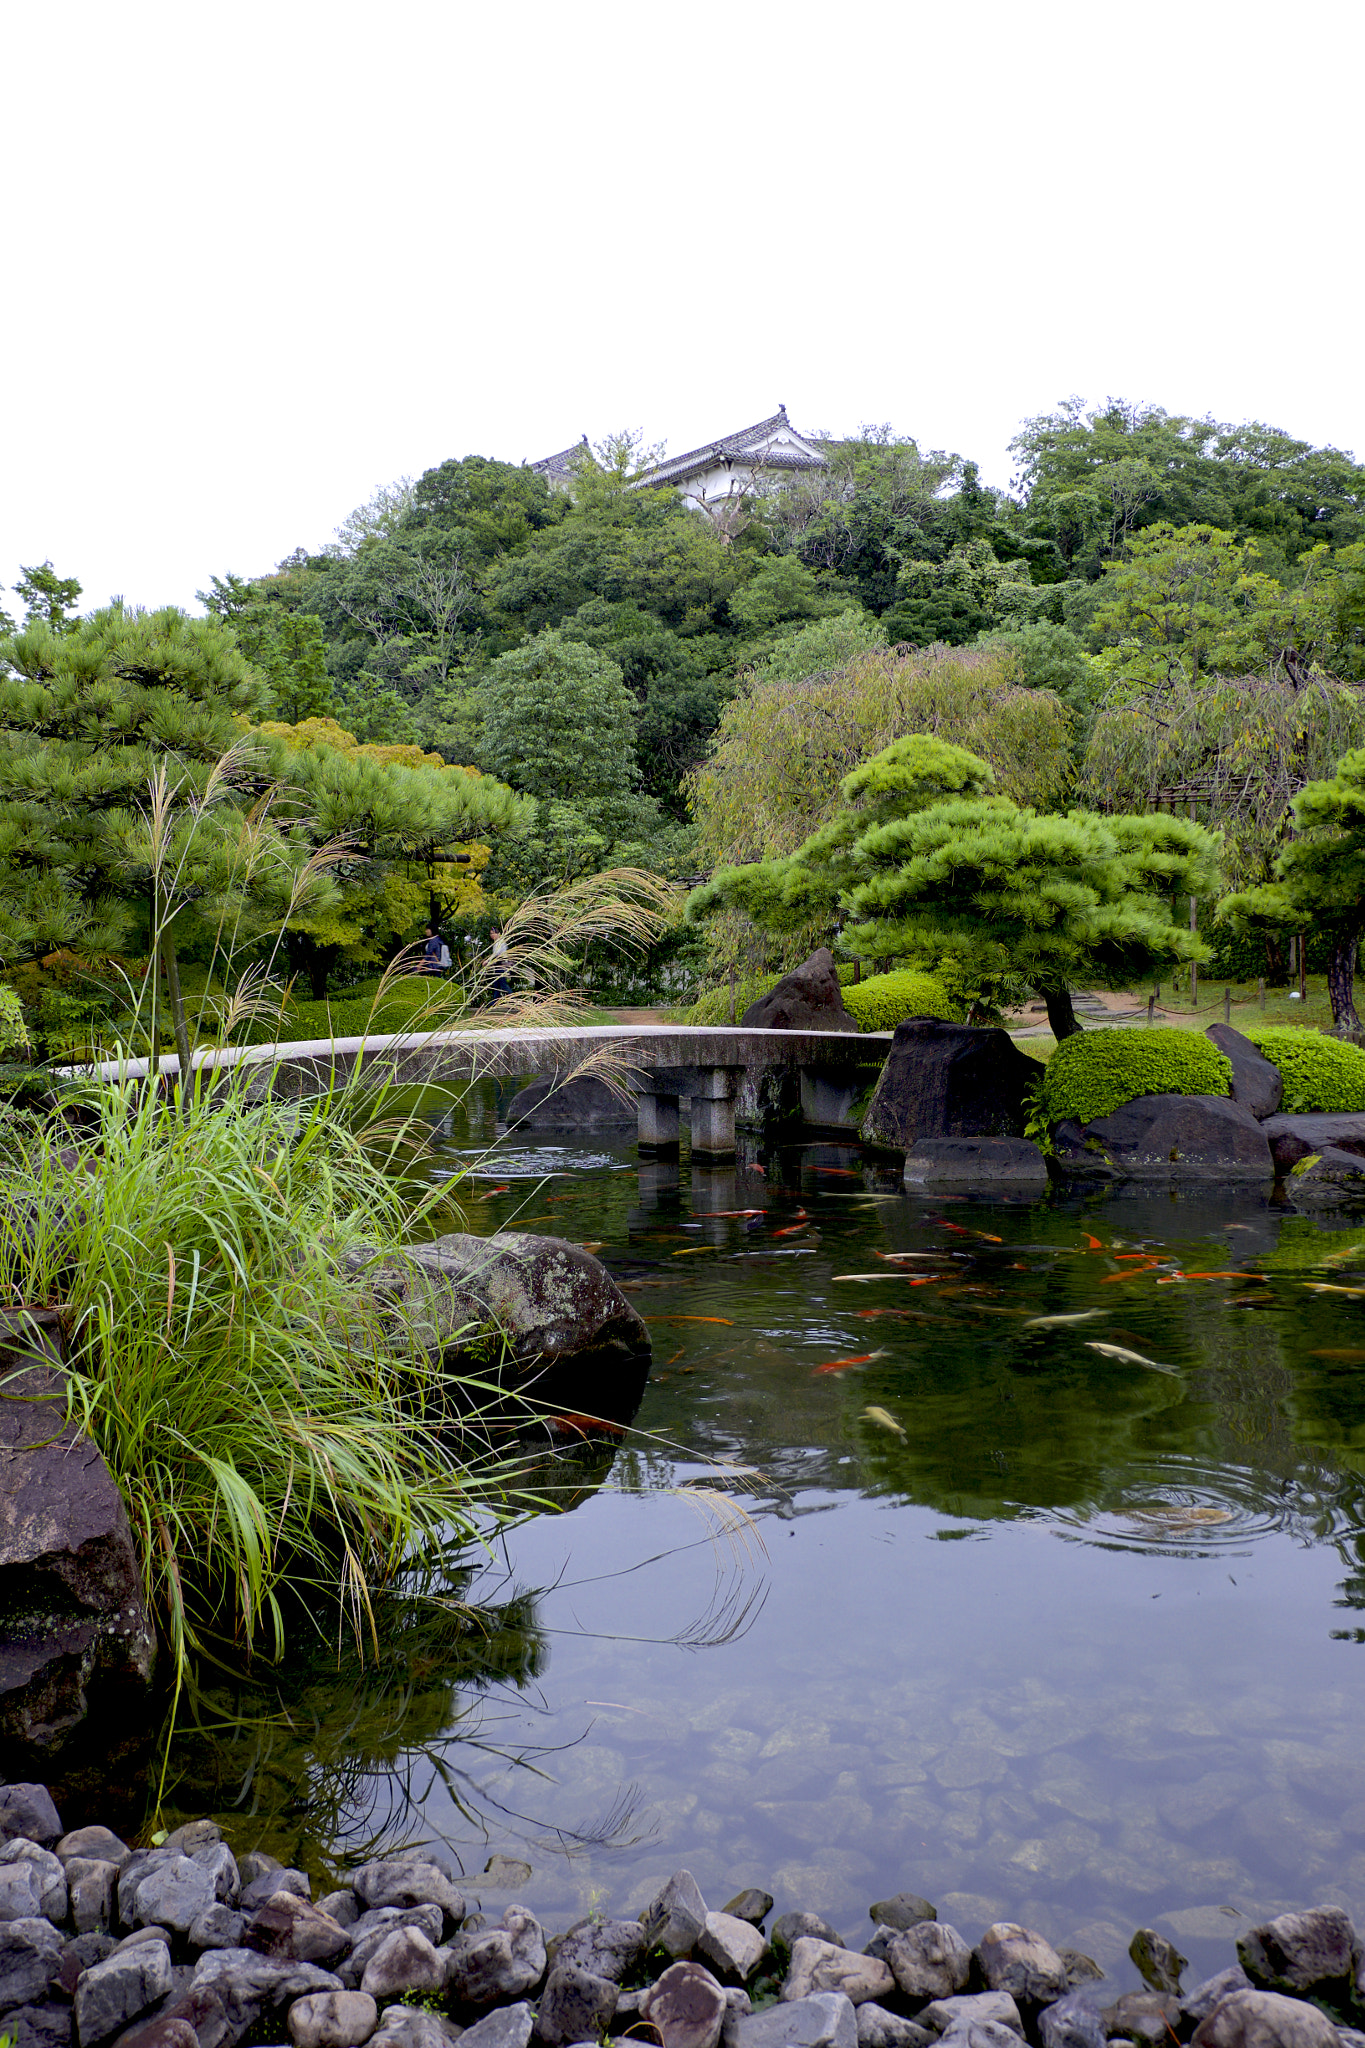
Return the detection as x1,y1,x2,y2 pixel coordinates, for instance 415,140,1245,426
728,964,737,1025
1224,986,1231,1024
1147,991,1155,1027
853,959,861,984
1258,976,1265,1010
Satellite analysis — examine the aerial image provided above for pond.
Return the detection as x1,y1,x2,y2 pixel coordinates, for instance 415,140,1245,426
166,1081,1365,1990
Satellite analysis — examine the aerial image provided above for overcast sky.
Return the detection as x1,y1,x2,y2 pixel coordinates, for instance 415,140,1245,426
5,0,1363,617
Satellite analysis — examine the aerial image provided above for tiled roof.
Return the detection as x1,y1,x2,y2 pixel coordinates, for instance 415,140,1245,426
531,437,592,480
636,406,827,489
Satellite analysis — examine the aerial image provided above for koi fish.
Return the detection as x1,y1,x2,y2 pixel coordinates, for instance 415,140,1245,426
940,1222,1003,1241
644,1315,735,1325
833,1272,916,1282
1100,1264,1163,1282
1082,1232,1105,1250
863,1405,907,1439
1023,1309,1108,1328
813,1350,887,1375
874,1250,949,1262
1180,1271,1263,1282
816,1166,862,1177
550,1414,625,1436
1311,1347,1365,1360
773,1223,809,1238
1085,1341,1178,1375
577,1241,605,1252
704,1209,767,1218
673,1245,721,1256
477,1186,511,1199
1303,1282,1365,1297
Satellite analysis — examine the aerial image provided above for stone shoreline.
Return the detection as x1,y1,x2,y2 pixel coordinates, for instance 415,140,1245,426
0,1782,1361,2048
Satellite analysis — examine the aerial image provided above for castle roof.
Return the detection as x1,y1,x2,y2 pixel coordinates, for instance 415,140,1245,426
531,436,592,482
635,405,827,490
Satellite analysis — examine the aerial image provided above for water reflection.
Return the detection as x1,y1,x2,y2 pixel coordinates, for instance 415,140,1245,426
164,1094,1365,1981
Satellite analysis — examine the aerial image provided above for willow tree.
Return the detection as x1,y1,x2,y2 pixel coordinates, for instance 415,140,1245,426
1219,749,1365,1034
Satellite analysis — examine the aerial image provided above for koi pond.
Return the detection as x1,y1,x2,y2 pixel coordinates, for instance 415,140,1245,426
167,1081,1365,1990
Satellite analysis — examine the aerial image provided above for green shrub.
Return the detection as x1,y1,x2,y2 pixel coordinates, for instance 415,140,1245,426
1243,1027,1365,1113
1040,1027,1232,1127
842,969,960,1031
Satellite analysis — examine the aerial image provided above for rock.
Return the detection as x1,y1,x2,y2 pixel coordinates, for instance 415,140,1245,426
902,1137,1049,1190
855,2010,931,2048
935,2025,1024,2048
642,1961,729,2048
57,1832,130,1872
722,1894,774,1930
342,1914,445,1990
862,1022,1037,1152
1051,1095,1273,1184
459,2004,533,2048
2,2004,73,2048
742,953,859,1034
772,1917,844,1959
347,1235,650,1397
161,1823,221,1856
73,1941,173,2046
550,1917,646,1984
1264,1113,1365,1174
189,1844,239,1906
0,1787,63,1850
240,1870,312,1914
1099,1992,1180,2045
697,1914,767,1985
885,1924,973,2002
188,1907,245,1954
316,1894,360,1931
1288,1147,1365,1196
444,1908,545,2006
189,1951,344,2048
128,1982,231,2048
55,1933,117,1997
66,1862,119,1935
869,1897,936,1934
238,1854,283,1889
1181,1970,1253,2027
368,2006,465,2048
1191,1989,1342,2048
358,1931,445,2003
245,1896,350,1966
533,1960,618,2046
0,1840,67,1922
111,1928,175,1958
1237,1907,1358,1996
111,2019,199,2048
505,1077,638,1131
641,1872,710,1960
915,1998,1023,2041
1036,1992,1106,2048
127,1858,217,1937
1055,1954,1104,1991
1205,1026,1283,1118
1129,1929,1186,1997
783,1942,893,2008
287,1992,379,2048
0,1351,157,1771
734,1993,858,2048
0,1918,67,2009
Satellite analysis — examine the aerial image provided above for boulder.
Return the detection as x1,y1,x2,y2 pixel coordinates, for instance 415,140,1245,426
697,1913,767,1984
58,1826,131,1867
741,952,858,1034
640,1871,709,1960
188,1905,245,1952
0,1918,67,2009
1181,1970,1254,2027
444,1906,545,2006
1191,1988,1342,2048
736,1994,858,2048
885,1924,972,2002
341,1912,444,1990
856,2011,932,2048
1237,1906,1358,1996
357,1929,444,2002
0,1343,156,1774
72,1942,174,2047
457,2004,534,2048
287,1992,379,2048
1205,1026,1283,1118
126,1857,217,1937
1099,1991,1181,2044
550,1916,647,1983
347,1233,649,1403
782,1941,893,2007
723,1892,775,1929
0,1790,64,1850
1051,1094,1274,1183
772,1916,844,1958
1287,1148,1365,1201
1129,1928,1187,1996
1036,1991,1106,2048
66,1860,118,1935
0,1841,67,1923
533,1958,618,2046
641,1960,729,2048
1261,1112,1365,1174
861,1023,1038,1152
869,1897,936,1934
239,1867,310,1913
975,1926,1067,2007
2,2005,72,2048
188,1951,345,2048
901,1137,1049,1190
504,1075,637,1130
244,1894,350,1966
916,1996,1023,2040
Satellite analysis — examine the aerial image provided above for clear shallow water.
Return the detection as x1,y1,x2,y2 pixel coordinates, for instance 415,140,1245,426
169,1082,1365,1988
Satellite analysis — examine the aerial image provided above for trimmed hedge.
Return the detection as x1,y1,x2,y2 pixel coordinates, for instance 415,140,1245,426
841,969,960,1031
1040,1027,1232,1127
1243,1027,1365,1114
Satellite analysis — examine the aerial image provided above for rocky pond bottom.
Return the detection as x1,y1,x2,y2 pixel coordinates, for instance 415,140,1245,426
159,1085,1365,2013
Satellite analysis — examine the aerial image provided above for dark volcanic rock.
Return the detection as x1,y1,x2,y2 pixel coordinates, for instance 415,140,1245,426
902,1136,1049,1189
504,1075,638,1131
1262,1112,1365,1174
861,1022,1039,1152
1205,1026,1283,1119
1051,1094,1274,1183
741,951,858,1034
0,1339,156,1776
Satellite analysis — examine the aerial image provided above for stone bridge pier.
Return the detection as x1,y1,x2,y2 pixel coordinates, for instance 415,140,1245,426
637,1064,744,1158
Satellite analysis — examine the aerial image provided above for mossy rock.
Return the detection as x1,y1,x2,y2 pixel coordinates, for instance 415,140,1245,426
841,970,961,1032
1040,1027,1232,1128
1243,1027,1365,1114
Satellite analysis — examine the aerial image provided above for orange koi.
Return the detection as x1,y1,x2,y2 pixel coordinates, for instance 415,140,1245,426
703,1209,766,1218
644,1315,735,1325
549,1414,625,1436
1082,1232,1105,1250
812,1350,887,1375
477,1186,511,1198
773,1223,809,1237
1100,1265,1163,1282
1180,1270,1265,1282
815,1167,861,1176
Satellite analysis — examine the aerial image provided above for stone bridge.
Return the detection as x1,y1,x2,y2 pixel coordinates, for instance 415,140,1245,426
91,1024,892,1158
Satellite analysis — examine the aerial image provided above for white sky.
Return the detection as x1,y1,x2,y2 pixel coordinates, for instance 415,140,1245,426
5,0,1363,617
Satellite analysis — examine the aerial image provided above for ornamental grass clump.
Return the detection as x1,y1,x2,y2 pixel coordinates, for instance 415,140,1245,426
1040,1027,1232,1128
1242,1027,1365,1114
